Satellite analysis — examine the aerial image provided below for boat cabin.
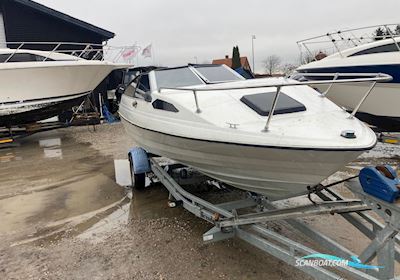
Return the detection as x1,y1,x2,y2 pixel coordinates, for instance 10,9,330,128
130,64,244,93
125,64,307,117
0,50,51,62
314,37,400,60
349,41,400,57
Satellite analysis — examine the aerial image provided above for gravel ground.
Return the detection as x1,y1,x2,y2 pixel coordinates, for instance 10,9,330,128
0,123,308,280
1,214,307,280
1,122,399,280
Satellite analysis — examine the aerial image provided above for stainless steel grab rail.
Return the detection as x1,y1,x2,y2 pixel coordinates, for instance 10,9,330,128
298,73,389,119
297,23,400,64
159,73,392,132
0,41,136,63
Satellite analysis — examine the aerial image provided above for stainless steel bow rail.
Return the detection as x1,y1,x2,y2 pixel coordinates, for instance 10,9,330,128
131,155,400,280
297,23,400,63
159,73,392,131
1,41,136,63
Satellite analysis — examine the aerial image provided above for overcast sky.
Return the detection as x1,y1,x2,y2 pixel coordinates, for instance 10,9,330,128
36,0,400,72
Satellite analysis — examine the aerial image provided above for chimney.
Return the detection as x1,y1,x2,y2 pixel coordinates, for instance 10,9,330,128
225,55,229,59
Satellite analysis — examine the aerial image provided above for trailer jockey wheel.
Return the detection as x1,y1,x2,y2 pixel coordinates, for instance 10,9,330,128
128,153,145,190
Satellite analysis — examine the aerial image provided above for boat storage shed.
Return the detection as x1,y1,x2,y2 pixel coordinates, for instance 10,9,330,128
0,0,115,48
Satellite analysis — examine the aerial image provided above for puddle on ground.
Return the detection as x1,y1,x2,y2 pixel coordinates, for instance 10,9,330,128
13,185,184,246
68,185,187,245
0,130,184,246
129,185,181,220
39,138,63,159
0,130,125,239
114,159,132,187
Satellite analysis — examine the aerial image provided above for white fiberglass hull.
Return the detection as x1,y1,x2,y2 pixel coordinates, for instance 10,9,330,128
0,61,116,126
296,39,400,131
119,66,376,200
314,83,400,131
314,83,399,117
121,117,367,200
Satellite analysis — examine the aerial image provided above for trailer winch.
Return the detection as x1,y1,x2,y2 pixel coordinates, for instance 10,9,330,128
359,165,400,203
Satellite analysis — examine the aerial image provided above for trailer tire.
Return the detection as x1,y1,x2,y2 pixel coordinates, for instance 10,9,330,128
133,173,146,190
128,153,146,190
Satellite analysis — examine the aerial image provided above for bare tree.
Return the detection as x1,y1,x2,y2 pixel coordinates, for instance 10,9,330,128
263,55,282,75
281,63,298,76
298,49,328,65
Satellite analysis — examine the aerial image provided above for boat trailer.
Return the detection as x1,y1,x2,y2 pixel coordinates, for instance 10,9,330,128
129,149,400,280
0,121,68,147
378,133,400,146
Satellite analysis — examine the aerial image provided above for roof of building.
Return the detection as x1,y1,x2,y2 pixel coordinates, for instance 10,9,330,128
212,56,251,69
11,0,115,40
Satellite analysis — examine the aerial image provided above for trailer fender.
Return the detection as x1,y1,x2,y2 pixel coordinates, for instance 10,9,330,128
128,147,151,174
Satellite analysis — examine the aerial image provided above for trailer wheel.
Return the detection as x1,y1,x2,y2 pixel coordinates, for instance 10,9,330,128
128,153,146,190
133,173,146,190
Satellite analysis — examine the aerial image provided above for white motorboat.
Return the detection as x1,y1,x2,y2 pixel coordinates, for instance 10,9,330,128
296,24,400,131
0,46,125,127
119,64,383,200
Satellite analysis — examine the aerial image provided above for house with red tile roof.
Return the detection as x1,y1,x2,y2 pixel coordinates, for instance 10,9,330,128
212,55,252,72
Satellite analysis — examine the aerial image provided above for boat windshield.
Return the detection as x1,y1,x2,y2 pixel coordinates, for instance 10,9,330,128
194,65,243,83
154,67,204,89
154,65,244,90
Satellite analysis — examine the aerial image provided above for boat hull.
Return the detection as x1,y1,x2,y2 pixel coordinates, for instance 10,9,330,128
0,62,115,126
296,60,400,131
313,83,400,131
121,117,366,200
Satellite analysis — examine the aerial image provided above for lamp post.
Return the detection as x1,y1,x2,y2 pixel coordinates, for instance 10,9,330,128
251,35,256,73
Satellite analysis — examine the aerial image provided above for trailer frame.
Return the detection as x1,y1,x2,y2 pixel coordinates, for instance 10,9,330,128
130,149,400,280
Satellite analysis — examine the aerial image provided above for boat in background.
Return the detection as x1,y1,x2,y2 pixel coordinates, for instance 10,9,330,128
119,64,386,200
296,24,400,132
0,43,131,127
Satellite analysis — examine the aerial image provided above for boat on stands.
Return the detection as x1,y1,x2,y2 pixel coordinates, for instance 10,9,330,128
0,43,128,127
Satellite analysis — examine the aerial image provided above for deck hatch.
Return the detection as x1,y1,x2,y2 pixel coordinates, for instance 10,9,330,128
241,92,306,116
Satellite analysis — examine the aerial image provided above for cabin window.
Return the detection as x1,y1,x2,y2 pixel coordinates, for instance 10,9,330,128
152,99,179,112
241,92,306,116
124,71,136,85
350,43,399,57
0,53,54,62
136,74,150,93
